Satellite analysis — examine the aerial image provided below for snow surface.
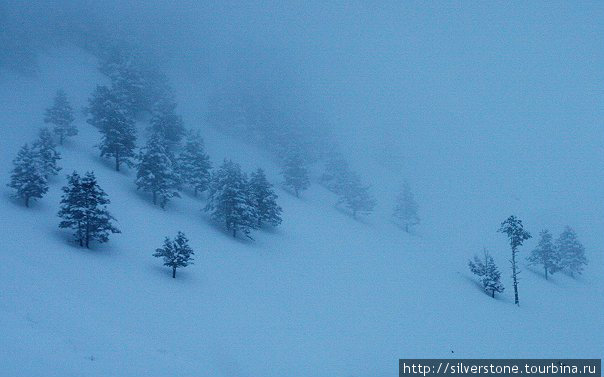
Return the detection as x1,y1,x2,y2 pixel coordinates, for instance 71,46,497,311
0,48,602,377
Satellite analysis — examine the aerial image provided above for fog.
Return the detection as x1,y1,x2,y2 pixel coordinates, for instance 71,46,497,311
2,1,603,248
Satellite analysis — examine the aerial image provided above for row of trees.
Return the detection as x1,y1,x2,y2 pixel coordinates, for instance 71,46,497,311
469,216,588,305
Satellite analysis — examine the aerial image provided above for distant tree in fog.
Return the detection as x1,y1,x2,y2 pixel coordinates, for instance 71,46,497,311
87,85,137,171
555,226,587,277
335,171,376,218
393,183,420,232
7,144,48,207
136,133,181,209
177,130,211,196
249,168,282,227
32,128,61,178
44,89,76,145
149,97,185,147
58,171,120,248
498,215,531,306
281,153,310,198
526,229,559,280
153,231,194,278
468,249,504,298
205,160,258,238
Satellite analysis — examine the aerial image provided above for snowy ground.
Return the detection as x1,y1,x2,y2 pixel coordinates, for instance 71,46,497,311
0,48,602,377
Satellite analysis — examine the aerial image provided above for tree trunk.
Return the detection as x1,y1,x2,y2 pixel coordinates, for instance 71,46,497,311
295,188,299,198
172,267,176,278
153,191,157,205
115,149,120,171
511,248,519,306
59,134,64,145
194,188,198,197
491,289,495,298
25,196,30,208
232,228,237,238
85,224,90,248
545,267,548,280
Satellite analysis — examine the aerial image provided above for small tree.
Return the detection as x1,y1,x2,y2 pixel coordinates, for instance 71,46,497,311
177,130,211,196
249,168,282,227
281,153,310,198
527,229,559,280
336,172,376,218
153,231,194,278
468,249,504,298
58,171,120,248
7,144,48,207
87,85,137,171
393,183,420,232
44,89,76,145
498,215,531,306
205,160,258,238
556,226,587,277
33,128,61,178
135,133,181,209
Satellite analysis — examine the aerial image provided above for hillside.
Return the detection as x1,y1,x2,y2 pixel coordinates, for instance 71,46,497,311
0,48,602,377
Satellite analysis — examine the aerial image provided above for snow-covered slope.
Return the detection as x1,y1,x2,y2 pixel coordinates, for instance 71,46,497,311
1,48,602,377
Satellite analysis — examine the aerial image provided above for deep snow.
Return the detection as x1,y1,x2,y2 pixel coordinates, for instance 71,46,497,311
0,48,602,377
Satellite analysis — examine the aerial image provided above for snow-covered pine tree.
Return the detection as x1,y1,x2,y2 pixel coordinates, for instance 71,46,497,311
527,229,559,280
7,144,48,207
149,97,185,147
87,85,137,171
336,171,376,218
32,128,61,178
153,231,194,278
205,159,258,238
393,183,420,232
281,152,310,198
556,226,587,277
498,215,531,306
468,249,504,298
249,168,282,227
58,171,120,248
44,89,76,145
177,130,211,196
135,133,181,209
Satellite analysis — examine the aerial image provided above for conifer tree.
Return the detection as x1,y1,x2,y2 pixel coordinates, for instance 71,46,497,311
135,133,181,209
87,85,137,171
527,229,559,280
393,183,420,232
249,168,282,227
58,171,120,248
32,128,61,178
177,130,211,196
149,97,185,146
556,226,587,277
336,172,376,219
498,215,531,306
7,144,48,207
468,249,504,298
44,89,76,145
281,153,310,198
205,160,258,238
153,231,194,278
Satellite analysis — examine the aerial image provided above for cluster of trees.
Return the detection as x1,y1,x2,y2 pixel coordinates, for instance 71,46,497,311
527,227,587,279
206,160,282,238
469,216,588,305
8,124,63,207
319,156,376,218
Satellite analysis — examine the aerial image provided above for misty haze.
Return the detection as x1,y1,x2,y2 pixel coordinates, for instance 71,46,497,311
1,2,602,376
